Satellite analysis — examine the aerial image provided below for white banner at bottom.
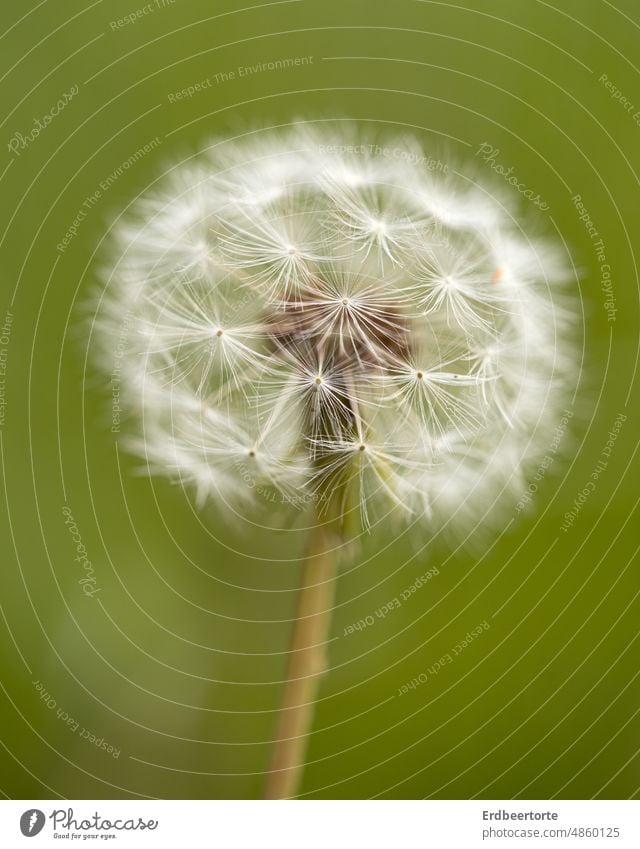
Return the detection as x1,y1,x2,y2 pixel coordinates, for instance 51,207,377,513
0,800,638,848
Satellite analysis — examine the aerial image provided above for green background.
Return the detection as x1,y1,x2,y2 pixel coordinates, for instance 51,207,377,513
0,0,638,799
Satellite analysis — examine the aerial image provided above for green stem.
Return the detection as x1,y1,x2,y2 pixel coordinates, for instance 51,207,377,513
263,521,340,799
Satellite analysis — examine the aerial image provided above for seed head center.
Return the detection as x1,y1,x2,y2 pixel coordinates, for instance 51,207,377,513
263,282,412,371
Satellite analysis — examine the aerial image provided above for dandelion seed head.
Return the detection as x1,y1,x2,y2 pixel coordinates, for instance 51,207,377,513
94,126,576,531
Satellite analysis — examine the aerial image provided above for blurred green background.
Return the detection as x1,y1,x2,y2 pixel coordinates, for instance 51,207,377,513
0,0,638,800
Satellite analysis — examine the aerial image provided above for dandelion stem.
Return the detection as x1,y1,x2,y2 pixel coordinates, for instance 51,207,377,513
263,520,341,799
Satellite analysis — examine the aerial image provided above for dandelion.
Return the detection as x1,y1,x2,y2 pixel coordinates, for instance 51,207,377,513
92,126,576,799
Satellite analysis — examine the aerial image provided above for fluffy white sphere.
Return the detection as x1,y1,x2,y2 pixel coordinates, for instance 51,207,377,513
94,126,576,530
